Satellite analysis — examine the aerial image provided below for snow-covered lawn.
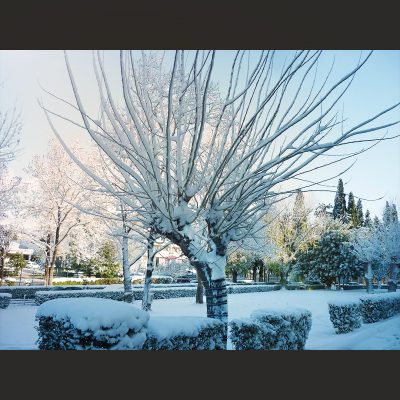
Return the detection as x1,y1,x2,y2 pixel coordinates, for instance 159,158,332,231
1,289,399,350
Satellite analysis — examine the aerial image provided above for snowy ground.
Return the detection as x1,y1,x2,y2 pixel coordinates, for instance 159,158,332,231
1,289,399,350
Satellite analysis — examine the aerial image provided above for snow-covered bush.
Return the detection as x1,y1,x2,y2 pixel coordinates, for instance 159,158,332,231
360,292,400,323
230,307,312,350
35,288,132,305
227,284,281,294
143,317,226,350
0,285,106,299
36,298,149,350
328,301,362,334
131,275,174,284
0,293,11,308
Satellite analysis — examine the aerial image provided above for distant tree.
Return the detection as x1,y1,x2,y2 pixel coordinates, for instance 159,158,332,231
294,223,361,286
8,253,27,285
391,204,398,223
347,192,358,227
333,179,347,222
364,209,372,228
383,201,392,226
356,199,364,228
0,225,17,283
94,241,120,278
226,251,252,283
373,216,381,227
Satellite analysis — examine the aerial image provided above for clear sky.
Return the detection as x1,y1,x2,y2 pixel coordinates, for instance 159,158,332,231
0,50,399,219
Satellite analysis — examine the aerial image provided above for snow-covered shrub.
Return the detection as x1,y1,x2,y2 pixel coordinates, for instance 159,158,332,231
230,307,312,350
229,319,276,350
0,285,106,299
227,284,281,294
132,275,174,284
360,292,400,323
143,316,226,350
35,288,132,305
0,293,11,308
36,298,149,350
328,301,362,333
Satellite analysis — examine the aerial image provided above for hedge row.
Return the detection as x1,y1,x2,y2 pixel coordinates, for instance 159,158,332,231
0,285,106,299
143,316,226,350
328,301,362,334
34,283,282,304
230,308,312,350
360,292,400,323
36,298,149,350
328,292,400,333
0,293,12,309
285,283,325,290
36,298,226,350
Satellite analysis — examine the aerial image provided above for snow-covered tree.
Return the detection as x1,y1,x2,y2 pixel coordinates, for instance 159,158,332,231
295,220,361,286
0,224,17,284
347,191,357,227
22,139,103,285
333,179,347,223
356,199,364,227
43,50,400,335
364,209,372,227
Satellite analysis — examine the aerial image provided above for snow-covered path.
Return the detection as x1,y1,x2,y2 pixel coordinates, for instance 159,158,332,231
1,289,399,350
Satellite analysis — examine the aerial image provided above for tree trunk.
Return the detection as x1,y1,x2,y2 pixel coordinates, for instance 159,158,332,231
366,262,374,294
142,232,155,311
122,233,132,301
191,262,228,349
259,263,264,282
195,269,204,303
0,248,5,285
232,270,238,283
252,265,257,282
388,263,398,292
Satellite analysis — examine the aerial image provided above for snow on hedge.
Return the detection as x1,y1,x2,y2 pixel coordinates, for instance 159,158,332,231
328,300,362,334
36,298,149,350
359,292,400,323
143,316,226,350
0,293,12,309
230,307,312,350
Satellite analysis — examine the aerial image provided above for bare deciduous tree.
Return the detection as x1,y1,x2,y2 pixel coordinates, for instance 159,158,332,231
42,50,400,342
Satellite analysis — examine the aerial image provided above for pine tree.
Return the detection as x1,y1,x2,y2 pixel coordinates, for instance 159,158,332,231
373,216,381,228
383,201,392,226
364,210,372,227
356,199,364,228
333,179,347,222
347,192,358,228
391,204,398,223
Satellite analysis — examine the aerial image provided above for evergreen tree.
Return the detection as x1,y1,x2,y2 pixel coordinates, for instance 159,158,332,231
94,241,120,278
383,201,392,226
373,216,381,228
356,199,364,227
364,210,372,228
333,179,347,222
347,192,358,228
391,204,398,223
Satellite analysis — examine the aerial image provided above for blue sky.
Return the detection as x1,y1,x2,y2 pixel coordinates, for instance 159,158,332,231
0,50,399,219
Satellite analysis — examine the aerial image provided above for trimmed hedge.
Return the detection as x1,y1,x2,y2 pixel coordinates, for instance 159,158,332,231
230,307,312,350
328,301,362,334
228,284,281,294
143,316,226,350
0,285,106,299
34,283,282,304
360,292,400,323
132,276,174,284
285,283,325,290
0,293,12,309
35,298,225,350
36,298,149,350
35,289,133,305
